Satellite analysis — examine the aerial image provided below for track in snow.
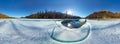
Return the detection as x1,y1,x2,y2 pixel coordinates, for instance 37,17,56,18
0,19,120,44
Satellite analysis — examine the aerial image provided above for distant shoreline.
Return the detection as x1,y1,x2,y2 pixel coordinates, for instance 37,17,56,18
0,18,120,20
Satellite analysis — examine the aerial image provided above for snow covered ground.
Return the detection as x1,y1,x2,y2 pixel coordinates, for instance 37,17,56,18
0,19,120,44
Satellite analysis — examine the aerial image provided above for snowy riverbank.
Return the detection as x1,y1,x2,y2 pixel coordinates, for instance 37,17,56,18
0,19,120,44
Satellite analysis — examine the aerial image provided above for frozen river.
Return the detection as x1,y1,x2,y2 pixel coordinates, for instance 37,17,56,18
0,19,120,44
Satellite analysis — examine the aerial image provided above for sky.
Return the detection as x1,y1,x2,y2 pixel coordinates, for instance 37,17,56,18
0,0,120,17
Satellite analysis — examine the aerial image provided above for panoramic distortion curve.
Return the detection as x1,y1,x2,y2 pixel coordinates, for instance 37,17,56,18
50,20,91,43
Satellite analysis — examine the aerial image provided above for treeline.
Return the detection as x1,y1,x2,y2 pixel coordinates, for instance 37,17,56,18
86,10,120,19
24,11,81,19
1,10,120,19
0,13,11,19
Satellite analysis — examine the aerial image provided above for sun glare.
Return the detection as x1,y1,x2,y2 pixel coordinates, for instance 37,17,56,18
66,10,73,15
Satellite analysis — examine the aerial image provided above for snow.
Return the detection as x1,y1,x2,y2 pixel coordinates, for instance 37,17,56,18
0,19,120,44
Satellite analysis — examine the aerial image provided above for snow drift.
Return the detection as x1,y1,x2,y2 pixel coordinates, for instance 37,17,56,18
0,19,120,44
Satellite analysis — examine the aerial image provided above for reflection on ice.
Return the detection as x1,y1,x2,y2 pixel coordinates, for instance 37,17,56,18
61,19,87,29
50,19,91,43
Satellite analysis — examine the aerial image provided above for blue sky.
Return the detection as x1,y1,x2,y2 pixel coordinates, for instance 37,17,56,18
0,0,120,17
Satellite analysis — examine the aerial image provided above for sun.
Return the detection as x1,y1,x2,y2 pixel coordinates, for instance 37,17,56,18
66,10,73,15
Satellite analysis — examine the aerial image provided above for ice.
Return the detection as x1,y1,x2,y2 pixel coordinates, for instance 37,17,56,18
0,19,120,44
